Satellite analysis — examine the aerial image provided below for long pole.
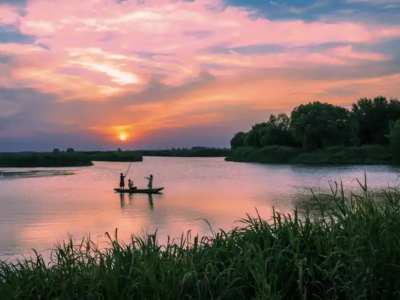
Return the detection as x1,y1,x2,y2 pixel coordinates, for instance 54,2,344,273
125,162,133,176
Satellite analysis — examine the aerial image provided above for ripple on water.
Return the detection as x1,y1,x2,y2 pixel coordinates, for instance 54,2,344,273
0,170,76,179
1,157,400,261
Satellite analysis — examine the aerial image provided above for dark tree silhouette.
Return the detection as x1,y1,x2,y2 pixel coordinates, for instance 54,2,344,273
230,132,246,149
352,96,400,145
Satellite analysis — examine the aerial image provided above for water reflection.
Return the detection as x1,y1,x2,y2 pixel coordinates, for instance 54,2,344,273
128,193,133,204
117,192,155,210
1,157,400,260
148,194,154,210
119,193,126,208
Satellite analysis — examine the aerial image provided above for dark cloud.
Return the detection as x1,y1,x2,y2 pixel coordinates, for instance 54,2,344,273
0,24,36,45
223,0,400,25
354,38,400,59
0,87,57,133
0,132,108,152
290,42,350,53
223,0,340,21
0,53,13,64
0,0,28,3
33,71,216,127
115,71,215,106
208,43,284,55
236,58,400,82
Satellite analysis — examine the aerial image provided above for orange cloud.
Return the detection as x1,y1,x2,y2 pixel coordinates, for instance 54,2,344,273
0,0,399,148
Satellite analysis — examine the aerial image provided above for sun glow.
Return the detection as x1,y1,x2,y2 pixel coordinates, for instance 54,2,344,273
118,133,128,141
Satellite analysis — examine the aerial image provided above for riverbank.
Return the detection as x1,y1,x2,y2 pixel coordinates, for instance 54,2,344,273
1,181,399,299
84,151,143,162
0,151,143,167
0,152,93,167
134,147,231,157
225,145,396,165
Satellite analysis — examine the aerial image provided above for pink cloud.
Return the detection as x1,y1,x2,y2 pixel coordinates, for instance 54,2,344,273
0,0,399,147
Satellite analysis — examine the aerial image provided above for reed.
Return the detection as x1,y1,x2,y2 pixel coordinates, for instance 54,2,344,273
1,175,400,299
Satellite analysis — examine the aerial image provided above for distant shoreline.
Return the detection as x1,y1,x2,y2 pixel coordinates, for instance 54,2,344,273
0,148,230,168
0,151,141,168
2,146,400,167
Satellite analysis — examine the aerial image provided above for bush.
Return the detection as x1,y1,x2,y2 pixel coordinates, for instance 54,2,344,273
390,119,400,163
292,145,392,165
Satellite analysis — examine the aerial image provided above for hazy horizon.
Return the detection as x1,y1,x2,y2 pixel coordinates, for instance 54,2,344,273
1,0,399,151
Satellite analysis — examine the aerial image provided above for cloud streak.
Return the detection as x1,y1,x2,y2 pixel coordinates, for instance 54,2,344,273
0,0,399,150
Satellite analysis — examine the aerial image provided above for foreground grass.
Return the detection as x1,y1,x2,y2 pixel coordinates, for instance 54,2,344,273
1,179,400,299
226,145,395,165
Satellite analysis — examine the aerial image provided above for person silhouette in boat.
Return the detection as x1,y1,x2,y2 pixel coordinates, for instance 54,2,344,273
119,173,126,189
128,179,135,190
144,174,153,190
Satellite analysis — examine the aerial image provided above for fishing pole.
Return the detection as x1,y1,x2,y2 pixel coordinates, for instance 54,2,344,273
125,162,133,176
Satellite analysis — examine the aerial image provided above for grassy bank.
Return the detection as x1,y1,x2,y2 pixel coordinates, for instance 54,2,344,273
136,147,231,157
1,180,400,299
0,152,93,167
226,145,396,165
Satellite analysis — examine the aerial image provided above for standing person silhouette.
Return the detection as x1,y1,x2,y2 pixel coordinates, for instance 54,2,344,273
145,174,153,190
119,173,126,189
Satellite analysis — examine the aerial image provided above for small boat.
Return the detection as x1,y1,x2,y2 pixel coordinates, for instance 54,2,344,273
114,187,164,194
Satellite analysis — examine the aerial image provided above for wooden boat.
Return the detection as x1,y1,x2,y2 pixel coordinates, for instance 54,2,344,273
114,187,164,194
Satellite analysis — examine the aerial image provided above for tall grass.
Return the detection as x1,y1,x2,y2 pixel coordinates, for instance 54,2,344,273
1,177,400,299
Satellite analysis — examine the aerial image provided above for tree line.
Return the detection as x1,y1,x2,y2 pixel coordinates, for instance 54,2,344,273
230,96,400,154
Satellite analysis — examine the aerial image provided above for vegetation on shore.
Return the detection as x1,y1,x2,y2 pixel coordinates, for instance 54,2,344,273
1,178,400,299
227,96,400,165
83,150,143,162
0,147,231,167
135,147,231,157
226,144,393,165
0,152,93,168
0,148,143,168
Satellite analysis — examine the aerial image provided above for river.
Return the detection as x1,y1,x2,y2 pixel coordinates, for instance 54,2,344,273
0,157,399,261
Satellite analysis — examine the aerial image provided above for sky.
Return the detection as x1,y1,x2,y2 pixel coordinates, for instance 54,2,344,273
0,0,399,151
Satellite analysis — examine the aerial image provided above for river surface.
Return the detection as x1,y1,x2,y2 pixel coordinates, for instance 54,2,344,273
1,157,399,261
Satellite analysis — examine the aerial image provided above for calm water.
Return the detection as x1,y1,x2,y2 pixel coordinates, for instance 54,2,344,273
1,157,399,261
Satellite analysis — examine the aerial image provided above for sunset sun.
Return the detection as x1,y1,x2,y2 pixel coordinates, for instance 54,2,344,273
118,133,128,141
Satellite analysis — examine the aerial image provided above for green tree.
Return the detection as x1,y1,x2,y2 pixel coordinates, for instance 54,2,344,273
66,148,75,153
352,96,400,145
290,101,357,150
260,113,297,147
52,148,60,153
245,123,268,148
390,119,400,162
230,132,246,149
